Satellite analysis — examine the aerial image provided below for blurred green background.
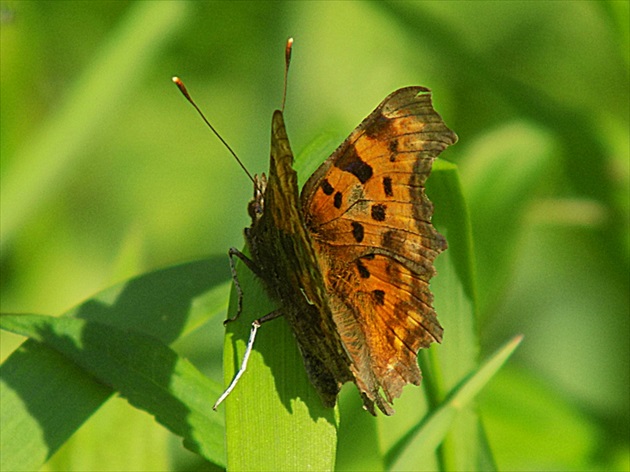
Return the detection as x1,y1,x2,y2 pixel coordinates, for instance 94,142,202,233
1,1,628,470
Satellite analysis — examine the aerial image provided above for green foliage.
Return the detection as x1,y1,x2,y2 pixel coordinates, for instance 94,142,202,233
1,312,227,468
1,259,231,471
2,1,628,471
220,259,340,470
0,163,514,470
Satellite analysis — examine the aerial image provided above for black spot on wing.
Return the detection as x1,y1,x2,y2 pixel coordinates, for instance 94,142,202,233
351,221,364,243
321,179,334,195
335,144,373,184
372,289,385,305
383,176,393,197
356,259,371,278
371,204,386,222
334,191,343,209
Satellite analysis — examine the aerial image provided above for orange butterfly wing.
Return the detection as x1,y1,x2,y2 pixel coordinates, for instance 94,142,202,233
301,87,457,414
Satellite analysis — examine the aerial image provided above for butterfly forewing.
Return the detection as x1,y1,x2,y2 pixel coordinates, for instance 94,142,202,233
300,87,457,413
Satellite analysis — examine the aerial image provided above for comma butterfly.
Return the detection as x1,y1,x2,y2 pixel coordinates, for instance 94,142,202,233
174,39,457,415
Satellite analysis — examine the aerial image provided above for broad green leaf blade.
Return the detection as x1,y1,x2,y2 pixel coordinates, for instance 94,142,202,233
388,335,523,470
1,339,112,472
0,257,230,472
218,138,341,471
426,161,483,470
1,314,225,466
221,265,338,471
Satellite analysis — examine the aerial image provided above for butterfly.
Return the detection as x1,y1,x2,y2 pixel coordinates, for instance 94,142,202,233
175,40,457,415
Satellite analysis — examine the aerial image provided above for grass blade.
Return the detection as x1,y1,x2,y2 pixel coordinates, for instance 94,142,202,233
221,267,339,471
424,161,482,470
387,335,523,469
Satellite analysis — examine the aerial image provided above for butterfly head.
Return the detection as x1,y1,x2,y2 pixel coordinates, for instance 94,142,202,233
247,173,267,223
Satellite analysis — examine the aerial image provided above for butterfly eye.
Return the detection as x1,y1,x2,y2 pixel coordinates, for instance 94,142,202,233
247,199,264,220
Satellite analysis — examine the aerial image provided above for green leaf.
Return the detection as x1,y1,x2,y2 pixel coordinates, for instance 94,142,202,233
426,160,484,470
387,335,523,470
1,336,112,472
1,313,225,466
0,257,230,472
220,259,339,471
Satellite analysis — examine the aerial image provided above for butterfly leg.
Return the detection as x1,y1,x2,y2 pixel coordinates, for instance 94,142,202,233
213,308,284,410
225,247,262,325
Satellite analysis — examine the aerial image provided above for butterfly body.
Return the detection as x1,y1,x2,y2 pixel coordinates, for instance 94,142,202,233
244,110,353,408
242,87,457,415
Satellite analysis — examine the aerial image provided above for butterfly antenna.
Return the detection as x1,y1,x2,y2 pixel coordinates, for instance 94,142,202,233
172,76,257,186
281,37,293,112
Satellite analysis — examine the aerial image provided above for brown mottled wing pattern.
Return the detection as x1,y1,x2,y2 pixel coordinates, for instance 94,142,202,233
245,110,354,408
301,87,458,414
